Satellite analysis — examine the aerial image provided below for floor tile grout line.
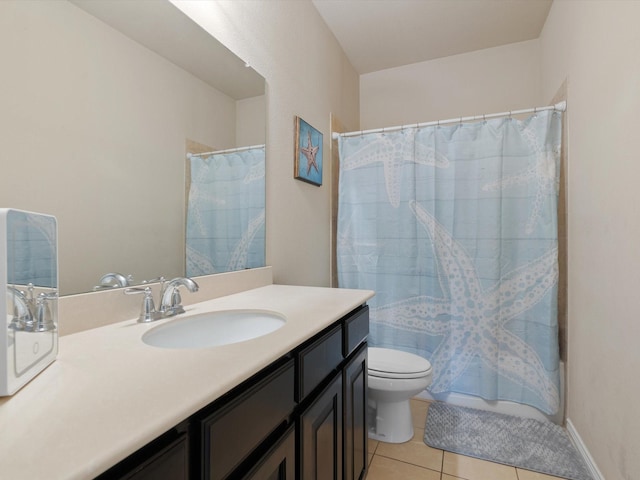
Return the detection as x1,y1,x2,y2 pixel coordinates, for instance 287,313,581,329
371,442,566,480
369,441,378,456
372,451,443,475
371,447,544,480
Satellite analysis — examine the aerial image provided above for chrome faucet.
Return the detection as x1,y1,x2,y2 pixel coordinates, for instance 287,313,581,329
7,286,33,330
159,277,199,317
124,277,199,323
7,285,57,332
93,272,132,291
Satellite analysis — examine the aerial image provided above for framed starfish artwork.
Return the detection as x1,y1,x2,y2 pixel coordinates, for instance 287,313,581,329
294,116,323,186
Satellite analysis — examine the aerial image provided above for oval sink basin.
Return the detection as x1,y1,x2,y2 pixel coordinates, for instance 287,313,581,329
142,310,286,349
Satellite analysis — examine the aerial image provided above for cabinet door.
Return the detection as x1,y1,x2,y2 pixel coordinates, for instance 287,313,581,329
343,343,368,480
300,372,343,480
242,426,295,480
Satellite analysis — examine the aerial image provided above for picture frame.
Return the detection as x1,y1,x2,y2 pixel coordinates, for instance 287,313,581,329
294,116,323,186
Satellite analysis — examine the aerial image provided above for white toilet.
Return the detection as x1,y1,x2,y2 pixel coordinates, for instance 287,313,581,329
368,347,433,443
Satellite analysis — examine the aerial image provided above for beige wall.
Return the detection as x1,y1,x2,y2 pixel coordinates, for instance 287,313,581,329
360,39,541,129
541,2,640,479
172,0,360,287
7,1,637,477
236,95,266,147
2,0,358,292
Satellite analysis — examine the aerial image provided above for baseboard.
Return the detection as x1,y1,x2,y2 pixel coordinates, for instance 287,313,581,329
566,418,605,480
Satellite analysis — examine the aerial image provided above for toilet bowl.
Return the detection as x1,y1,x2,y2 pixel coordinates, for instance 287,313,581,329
368,347,432,444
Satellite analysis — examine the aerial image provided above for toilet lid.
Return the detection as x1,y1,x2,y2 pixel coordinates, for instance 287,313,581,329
368,347,432,379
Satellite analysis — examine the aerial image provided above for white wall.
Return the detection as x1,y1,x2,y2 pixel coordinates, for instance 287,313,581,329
540,2,640,479
172,0,360,287
360,40,541,129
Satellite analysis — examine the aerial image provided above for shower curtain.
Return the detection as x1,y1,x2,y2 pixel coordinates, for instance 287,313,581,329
337,110,562,414
186,146,265,275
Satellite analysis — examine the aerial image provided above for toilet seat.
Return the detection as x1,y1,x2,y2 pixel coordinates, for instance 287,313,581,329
368,347,432,379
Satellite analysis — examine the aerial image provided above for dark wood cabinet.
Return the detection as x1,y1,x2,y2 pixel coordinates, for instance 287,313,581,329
95,426,189,480
343,343,368,480
297,324,343,401
122,435,189,480
299,372,343,480
200,359,295,480
96,305,369,480
342,307,369,358
242,426,295,480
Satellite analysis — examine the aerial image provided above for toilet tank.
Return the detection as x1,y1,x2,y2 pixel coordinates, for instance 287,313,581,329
0,209,58,396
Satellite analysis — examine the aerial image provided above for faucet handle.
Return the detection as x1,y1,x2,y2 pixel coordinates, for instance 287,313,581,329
34,293,56,332
170,288,182,309
160,285,185,316
26,283,35,302
124,287,161,323
160,278,199,317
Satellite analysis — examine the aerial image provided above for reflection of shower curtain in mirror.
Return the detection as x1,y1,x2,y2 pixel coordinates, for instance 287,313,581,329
6,210,57,288
186,146,265,275
337,111,562,415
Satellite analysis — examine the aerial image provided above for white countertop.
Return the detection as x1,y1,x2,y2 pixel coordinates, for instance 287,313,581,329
0,285,373,480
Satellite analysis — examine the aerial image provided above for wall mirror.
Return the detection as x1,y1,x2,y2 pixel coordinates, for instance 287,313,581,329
0,0,266,295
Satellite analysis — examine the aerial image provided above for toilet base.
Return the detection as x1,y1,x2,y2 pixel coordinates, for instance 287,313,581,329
368,398,414,444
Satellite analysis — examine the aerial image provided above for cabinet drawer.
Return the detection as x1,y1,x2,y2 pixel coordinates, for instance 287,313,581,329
343,306,369,358
122,434,189,480
95,425,189,480
202,359,295,480
297,324,343,402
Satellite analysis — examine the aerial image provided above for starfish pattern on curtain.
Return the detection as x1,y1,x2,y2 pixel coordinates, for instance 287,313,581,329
337,111,562,414
186,146,265,275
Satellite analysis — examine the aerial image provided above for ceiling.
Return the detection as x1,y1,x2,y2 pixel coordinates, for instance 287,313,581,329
71,0,265,99
312,0,553,74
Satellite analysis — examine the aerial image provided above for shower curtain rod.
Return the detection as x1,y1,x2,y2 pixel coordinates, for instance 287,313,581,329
331,101,566,140
187,143,265,158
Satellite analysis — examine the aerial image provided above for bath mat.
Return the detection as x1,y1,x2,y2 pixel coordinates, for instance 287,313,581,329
424,402,592,480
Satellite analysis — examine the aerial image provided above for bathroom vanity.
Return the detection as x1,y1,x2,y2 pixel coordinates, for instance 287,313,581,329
99,304,368,480
0,284,373,480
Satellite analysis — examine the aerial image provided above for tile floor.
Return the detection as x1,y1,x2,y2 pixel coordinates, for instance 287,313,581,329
365,398,568,480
